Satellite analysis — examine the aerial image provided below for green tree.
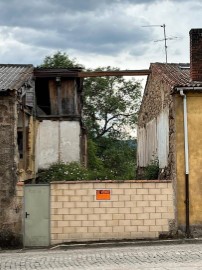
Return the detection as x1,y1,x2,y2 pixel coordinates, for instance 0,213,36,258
40,51,82,68
40,53,141,180
83,66,142,140
95,137,137,180
87,138,137,180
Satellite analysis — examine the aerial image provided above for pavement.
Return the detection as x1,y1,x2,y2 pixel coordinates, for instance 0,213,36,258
1,240,202,269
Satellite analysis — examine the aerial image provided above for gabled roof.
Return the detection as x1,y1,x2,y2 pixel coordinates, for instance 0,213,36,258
150,63,194,89
0,64,33,92
150,62,202,89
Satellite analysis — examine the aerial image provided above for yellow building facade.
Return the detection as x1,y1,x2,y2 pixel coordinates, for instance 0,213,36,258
138,29,202,236
176,92,202,228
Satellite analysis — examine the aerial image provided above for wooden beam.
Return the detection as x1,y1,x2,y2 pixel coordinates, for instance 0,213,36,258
78,69,151,78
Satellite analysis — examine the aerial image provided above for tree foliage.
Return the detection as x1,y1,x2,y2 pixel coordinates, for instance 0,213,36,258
40,51,81,68
87,138,137,180
83,66,142,140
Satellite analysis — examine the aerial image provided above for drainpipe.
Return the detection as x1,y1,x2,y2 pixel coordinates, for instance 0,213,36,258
56,77,62,162
179,90,190,237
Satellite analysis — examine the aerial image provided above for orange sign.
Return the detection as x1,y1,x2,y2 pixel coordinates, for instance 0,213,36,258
96,190,111,200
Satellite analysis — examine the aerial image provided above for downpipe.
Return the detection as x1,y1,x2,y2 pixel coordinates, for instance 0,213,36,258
180,90,190,238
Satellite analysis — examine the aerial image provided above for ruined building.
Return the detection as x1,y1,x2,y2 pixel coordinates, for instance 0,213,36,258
0,65,86,244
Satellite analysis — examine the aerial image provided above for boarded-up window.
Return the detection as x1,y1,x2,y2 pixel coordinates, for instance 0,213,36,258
49,80,58,115
61,80,76,115
26,88,35,107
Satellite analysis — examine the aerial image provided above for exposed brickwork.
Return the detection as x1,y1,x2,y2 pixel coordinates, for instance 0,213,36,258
190,29,202,81
50,181,175,245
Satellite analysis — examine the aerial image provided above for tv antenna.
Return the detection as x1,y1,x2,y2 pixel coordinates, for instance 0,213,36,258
142,24,180,63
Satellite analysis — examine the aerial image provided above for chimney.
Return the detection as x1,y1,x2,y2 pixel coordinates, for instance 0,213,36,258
190,29,202,81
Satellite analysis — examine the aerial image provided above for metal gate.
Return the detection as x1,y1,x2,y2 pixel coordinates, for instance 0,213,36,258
24,184,50,247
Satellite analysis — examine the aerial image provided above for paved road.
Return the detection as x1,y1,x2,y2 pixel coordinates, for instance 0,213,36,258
1,243,202,269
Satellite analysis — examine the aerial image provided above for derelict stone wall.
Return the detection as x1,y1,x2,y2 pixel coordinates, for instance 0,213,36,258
138,67,171,128
137,67,176,180
0,94,20,247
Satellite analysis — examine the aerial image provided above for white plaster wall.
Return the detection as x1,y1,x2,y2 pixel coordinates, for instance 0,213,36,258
137,127,146,167
60,121,80,163
137,108,169,168
35,120,80,170
36,121,59,169
146,118,157,165
157,108,169,168
137,118,157,167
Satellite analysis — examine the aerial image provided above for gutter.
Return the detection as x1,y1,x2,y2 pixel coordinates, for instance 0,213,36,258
177,88,190,237
177,86,202,90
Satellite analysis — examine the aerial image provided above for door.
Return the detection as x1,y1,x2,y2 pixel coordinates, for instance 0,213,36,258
24,185,50,247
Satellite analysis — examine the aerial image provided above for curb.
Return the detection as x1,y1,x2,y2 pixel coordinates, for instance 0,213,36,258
1,238,202,253
49,238,202,250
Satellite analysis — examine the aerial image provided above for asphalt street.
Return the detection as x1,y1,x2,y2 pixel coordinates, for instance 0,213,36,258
0,242,202,269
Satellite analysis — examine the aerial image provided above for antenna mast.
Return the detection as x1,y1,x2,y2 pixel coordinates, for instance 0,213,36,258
142,24,168,63
162,24,167,63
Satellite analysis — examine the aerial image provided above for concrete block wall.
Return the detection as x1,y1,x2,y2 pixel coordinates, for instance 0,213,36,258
50,180,175,245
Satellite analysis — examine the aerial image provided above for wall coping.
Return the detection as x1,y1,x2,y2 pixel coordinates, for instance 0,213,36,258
50,180,172,184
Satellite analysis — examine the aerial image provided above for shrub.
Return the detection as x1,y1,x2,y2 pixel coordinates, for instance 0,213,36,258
37,162,89,183
144,157,159,180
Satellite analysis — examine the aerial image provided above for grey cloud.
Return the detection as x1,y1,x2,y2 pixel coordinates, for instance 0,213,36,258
8,14,153,56
129,44,151,56
0,0,193,59
0,0,191,29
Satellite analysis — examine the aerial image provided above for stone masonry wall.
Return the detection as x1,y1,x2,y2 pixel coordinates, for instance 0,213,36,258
137,65,177,225
138,66,176,179
0,94,20,247
50,181,175,245
138,65,172,128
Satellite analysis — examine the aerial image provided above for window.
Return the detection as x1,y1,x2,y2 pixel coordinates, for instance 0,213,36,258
35,78,78,117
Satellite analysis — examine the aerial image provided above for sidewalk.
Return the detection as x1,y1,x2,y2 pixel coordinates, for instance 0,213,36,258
1,237,202,253
1,240,202,270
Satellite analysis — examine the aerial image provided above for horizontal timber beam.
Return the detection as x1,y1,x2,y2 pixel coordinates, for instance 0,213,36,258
78,69,151,77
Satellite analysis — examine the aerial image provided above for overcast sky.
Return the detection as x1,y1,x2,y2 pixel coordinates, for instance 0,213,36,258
0,0,201,70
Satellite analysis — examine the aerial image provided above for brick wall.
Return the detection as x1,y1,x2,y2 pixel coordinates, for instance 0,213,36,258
50,180,175,245
190,28,202,81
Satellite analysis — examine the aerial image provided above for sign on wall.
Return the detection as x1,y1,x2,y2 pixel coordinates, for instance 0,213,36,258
96,190,111,200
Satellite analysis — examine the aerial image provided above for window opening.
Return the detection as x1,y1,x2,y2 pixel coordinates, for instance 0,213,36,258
35,79,51,115
17,130,23,159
